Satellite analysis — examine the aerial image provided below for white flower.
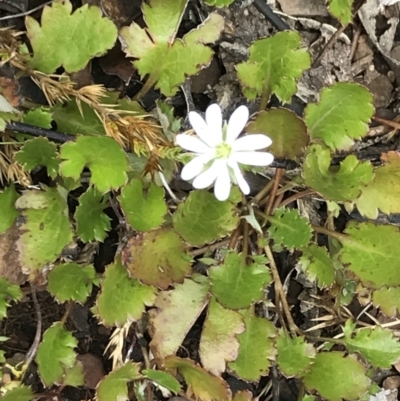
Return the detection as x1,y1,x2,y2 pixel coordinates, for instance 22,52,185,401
176,104,274,201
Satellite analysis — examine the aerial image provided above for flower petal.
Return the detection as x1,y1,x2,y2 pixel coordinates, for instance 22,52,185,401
233,134,272,151
189,111,218,147
181,154,214,181
192,159,222,189
214,162,231,201
176,134,210,153
234,151,275,166
206,104,223,143
228,160,250,195
226,105,249,144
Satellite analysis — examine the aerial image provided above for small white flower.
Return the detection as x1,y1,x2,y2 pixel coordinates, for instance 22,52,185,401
176,104,274,201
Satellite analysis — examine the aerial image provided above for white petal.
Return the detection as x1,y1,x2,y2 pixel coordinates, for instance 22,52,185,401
192,159,221,189
206,104,223,143
181,154,214,181
189,111,218,147
214,162,231,201
228,160,250,195
226,105,249,144
176,134,210,152
234,151,275,166
233,134,272,151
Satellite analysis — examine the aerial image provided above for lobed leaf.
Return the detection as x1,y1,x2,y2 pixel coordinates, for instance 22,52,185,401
372,287,400,317
327,0,354,25
236,31,311,103
22,108,52,128
199,297,245,375
0,277,22,320
305,82,374,151
26,0,117,73
149,275,209,360
1,386,34,401
143,369,181,394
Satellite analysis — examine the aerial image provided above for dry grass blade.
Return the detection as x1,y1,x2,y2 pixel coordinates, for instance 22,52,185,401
105,322,131,370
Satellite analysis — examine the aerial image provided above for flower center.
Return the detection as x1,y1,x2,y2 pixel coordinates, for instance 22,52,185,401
215,142,232,159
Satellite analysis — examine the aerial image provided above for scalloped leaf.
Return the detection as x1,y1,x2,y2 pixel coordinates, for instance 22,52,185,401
268,207,312,249
122,228,191,289
0,277,22,320
26,0,117,73
164,356,231,401
173,189,239,246
120,0,224,96
339,221,400,289
149,275,209,360
1,386,34,401
276,331,316,377
15,137,59,179
74,187,111,242
305,83,374,151
236,31,311,103
303,352,370,401
328,0,354,25
303,145,373,201
16,187,73,276
209,252,271,309
228,309,277,381
48,263,96,303
246,109,309,160
299,244,335,287
22,107,52,128
0,184,18,234
143,369,181,394
119,179,167,231
94,257,156,327
96,362,142,401
372,287,400,317
343,321,400,368
199,297,245,376
59,136,128,193
36,322,83,386
356,152,400,219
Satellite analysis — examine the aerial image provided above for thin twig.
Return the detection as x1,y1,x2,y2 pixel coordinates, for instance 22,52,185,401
190,237,240,257
0,0,55,21
278,189,316,208
265,168,284,215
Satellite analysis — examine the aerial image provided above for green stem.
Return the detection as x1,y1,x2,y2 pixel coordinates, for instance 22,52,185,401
311,224,350,244
259,85,271,111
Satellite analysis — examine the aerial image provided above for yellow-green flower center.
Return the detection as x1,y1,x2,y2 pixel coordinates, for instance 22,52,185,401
215,142,232,159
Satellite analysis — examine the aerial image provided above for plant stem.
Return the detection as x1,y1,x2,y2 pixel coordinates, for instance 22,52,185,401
311,224,349,244
278,189,316,208
252,180,274,204
265,168,284,215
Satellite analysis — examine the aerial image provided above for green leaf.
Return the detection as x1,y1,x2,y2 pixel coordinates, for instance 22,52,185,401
303,352,370,401
267,207,312,249
0,184,18,234
16,187,73,275
164,356,231,401
229,309,277,381
173,189,239,246
305,82,374,151
119,179,167,231
60,136,128,193
64,360,84,387
0,277,22,320
120,1,224,96
143,369,181,394
26,0,117,73
1,386,34,401
36,322,81,386
276,331,316,377
372,287,400,317
327,0,354,25
96,362,142,401
246,109,309,160
123,228,191,289
232,390,253,401
356,152,400,219
299,245,335,287
94,257,156,327
15,137,59,179
22,107,52,128
199,297,244,376
48,263,96,303
75,187,111,242
149,275,209,360
339,221,400,289
209,252,271,309
236,31,311,103
343,321,400,368
303,145,373,201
